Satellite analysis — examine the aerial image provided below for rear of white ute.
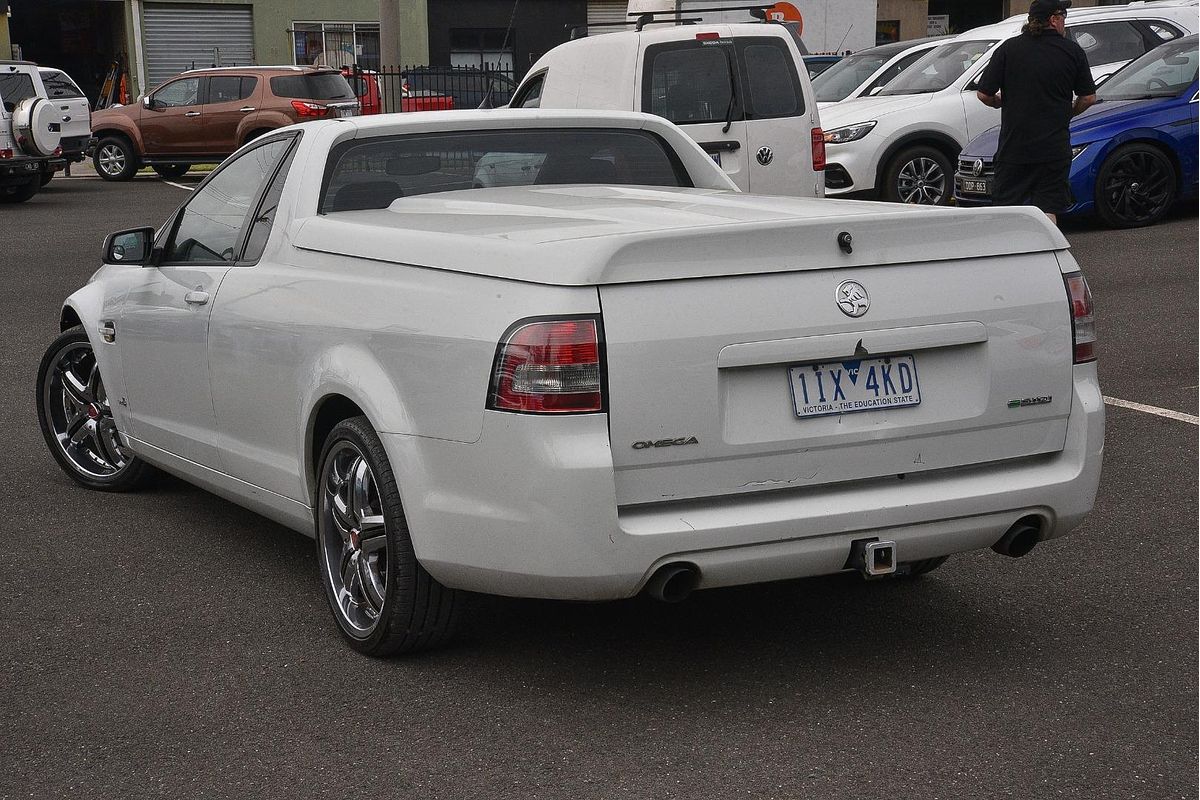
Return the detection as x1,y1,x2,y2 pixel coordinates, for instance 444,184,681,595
401,201,1103,601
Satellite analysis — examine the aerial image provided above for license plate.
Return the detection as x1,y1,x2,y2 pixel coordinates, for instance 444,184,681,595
788,355,921,418
333,107,358,118
959,177,990,194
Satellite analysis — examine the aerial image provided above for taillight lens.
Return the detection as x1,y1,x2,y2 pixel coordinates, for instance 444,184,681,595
489,317,604,413
0,148,12,159
290,100,329,118
1064,272,1096,363
811,128,826,171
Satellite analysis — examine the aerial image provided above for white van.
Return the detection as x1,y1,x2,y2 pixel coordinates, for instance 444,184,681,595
510,20,825,197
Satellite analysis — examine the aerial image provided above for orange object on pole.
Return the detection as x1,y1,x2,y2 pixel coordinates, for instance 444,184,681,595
118,73,128,105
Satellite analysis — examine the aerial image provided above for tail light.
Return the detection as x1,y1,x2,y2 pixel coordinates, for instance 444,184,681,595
811,128,826,171
53,146,62,157
290,100,329,118
488,317,605,414
0,149,11,159
1064,272,1096,363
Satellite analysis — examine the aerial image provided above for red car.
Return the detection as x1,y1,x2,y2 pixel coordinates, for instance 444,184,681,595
341,68,454,114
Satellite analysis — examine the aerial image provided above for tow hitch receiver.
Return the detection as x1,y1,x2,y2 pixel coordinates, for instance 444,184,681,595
847,538,897,578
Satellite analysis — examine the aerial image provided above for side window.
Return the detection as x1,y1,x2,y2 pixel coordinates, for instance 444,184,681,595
153,78,201,108
1146,21,1183,43
1068,22,1147,66
163,139,291,264
240,77,258,100
242,138,299,263
208,76,244,104
511,72,544,108
42,70,85,99
864,49,927,95
740,40,803,118
644,42,738,125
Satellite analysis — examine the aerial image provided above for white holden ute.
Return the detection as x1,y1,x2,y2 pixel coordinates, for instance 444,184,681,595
38,110,1104,656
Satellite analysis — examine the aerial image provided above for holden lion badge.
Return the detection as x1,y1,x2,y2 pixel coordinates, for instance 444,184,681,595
835,280,870,317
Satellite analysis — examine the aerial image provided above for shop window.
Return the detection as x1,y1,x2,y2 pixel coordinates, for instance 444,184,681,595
292,22,381,71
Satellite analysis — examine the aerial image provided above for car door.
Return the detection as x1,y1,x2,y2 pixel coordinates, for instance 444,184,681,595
117,137,294,467
201,75,258,155
1067,21,1151,79
737,36,815,196
641,38,750,191
39,69,90,144
141,76,205,156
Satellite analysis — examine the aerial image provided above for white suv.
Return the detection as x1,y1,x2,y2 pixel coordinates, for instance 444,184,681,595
812,35,949,109
1,60,62,203
820,0,1198,204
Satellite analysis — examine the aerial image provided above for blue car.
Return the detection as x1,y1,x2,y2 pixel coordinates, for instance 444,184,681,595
955,34,1198,228
803,54,843,78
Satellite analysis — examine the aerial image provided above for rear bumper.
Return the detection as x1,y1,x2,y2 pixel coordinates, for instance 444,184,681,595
0,156,44,184
389,363,1103,600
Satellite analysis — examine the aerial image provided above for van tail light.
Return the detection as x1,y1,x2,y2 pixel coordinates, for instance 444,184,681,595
0,148,12,159
488,317,605,414
811,128,826,171
290,100,329,118
1064,272,1096,363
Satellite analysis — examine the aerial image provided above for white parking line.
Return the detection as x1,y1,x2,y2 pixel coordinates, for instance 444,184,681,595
162,180,195,191
1104,396,1199,425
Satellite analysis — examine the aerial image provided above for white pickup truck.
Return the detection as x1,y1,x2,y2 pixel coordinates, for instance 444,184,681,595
39,110,1104,656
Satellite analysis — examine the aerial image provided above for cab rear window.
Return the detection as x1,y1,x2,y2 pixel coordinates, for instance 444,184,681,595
270,73,354,100
320,128,693,213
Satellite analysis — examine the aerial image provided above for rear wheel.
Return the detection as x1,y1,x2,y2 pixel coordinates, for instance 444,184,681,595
882,145,953,205
93,135,138,181
1094,143,1177,228
0,178,39,203
153,163,189,179
316,416,460,656
36,328,156,491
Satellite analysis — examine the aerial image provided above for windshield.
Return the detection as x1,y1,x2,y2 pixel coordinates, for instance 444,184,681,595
879,39,994,95
812,50,895,102
1097,35,1198,100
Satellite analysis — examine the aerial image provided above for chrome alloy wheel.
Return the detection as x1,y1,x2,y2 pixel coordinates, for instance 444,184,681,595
896,157,946,204
320,442,389,637
41,341,130,477
97,143,127,178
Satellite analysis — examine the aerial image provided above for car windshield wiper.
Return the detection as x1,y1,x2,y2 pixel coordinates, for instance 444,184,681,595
720,45,738,134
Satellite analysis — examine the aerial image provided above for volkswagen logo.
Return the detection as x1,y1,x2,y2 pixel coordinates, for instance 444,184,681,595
756,146,774,166
835,280,870,318
972,158,984,177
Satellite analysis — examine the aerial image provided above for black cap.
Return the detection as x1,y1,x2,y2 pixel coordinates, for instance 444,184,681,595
1029,0,1071,20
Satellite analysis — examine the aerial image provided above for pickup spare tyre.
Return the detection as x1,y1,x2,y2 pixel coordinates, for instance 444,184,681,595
13,97,63,157
882,145,953,205
93,135,138,182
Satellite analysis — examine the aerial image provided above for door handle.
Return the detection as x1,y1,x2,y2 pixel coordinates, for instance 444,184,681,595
239,106,256,112
184,290,210,306
185,111,201,117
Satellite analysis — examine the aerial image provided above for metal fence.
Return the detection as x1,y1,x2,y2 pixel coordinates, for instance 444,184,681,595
342,63,519,114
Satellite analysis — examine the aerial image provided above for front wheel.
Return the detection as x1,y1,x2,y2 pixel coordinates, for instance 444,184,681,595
1094,143,1177,229
93,136,138,181
36,328,156,491
881,146,953,205
316,416,460,656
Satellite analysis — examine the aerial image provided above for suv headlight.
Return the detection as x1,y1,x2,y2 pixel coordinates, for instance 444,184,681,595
823,121,877,145
1071,144,1088,160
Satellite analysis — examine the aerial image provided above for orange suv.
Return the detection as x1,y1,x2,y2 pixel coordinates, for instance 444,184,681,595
89,65,358,181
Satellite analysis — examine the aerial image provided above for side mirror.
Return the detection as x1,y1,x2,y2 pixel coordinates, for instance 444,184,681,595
102,227,156,265
142,95,154,109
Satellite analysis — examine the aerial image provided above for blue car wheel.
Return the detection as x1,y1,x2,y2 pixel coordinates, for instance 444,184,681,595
1094,143,1178,229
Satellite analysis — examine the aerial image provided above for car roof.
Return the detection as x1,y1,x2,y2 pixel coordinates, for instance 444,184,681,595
850,35,950,58
180,65,337,75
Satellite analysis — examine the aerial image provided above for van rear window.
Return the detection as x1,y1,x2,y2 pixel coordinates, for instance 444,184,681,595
270,73,354,100
320,128,693,213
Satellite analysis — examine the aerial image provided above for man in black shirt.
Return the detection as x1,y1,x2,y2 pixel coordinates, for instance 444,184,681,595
976,0,1097,223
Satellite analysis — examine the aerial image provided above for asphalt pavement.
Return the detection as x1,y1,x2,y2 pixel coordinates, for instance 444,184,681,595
1,174,1196,800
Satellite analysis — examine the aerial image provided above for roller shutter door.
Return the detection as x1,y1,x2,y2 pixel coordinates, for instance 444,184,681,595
588,0,629,26
143,4,255,89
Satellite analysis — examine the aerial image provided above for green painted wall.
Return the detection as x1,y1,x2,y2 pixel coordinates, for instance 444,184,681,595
0,14,11,60
126,0,426,96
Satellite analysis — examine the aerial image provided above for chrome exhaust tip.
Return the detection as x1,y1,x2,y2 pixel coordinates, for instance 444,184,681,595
992,516,1043,558
645,563,700,603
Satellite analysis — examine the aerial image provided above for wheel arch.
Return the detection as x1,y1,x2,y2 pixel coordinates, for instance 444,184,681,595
1100,133,1185,192
875,131,961,192
60,304,83,332
92,125,144,154
306,393,368,496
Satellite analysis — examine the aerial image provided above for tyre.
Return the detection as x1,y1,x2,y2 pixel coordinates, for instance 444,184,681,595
1094,143,1177,229
0,178,39,203
881,145,953,205
153,163,189,179
316,416,460,656
92,135,138,181
36,327,156,491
